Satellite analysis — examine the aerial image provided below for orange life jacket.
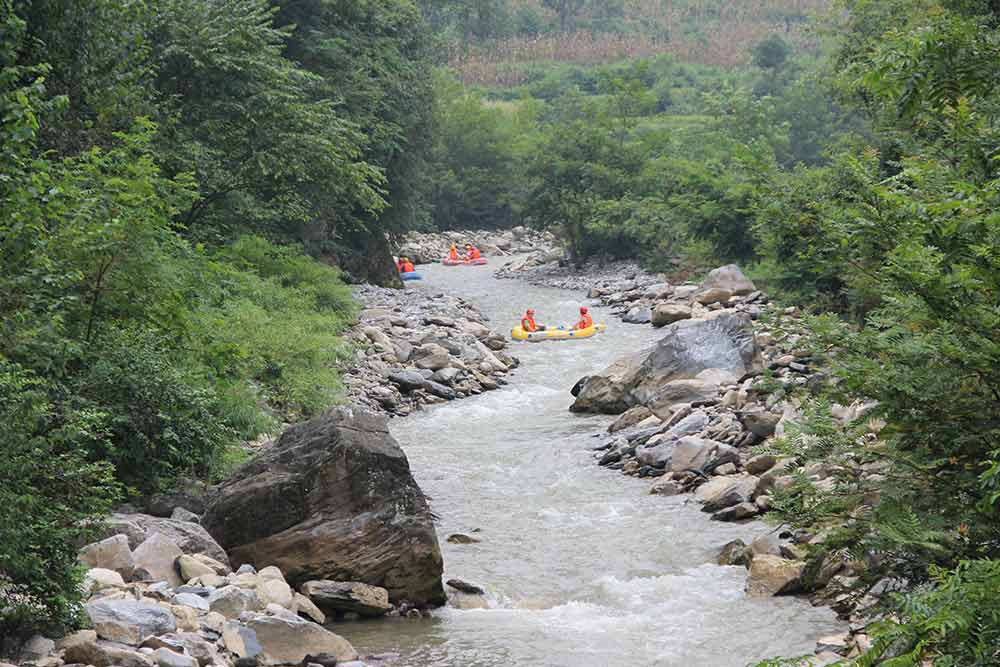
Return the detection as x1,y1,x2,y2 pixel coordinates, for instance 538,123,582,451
467,247,481,260
521,315,538,332
449,247,459,260
576,314,593,330
401,261,415,273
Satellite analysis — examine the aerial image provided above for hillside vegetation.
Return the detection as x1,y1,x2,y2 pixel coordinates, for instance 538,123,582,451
422,0,829,84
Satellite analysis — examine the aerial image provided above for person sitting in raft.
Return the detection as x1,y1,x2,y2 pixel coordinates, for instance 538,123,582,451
448,244,460,261
574,306,594,331
521,308,545,332
465,244,482,260
400,257,415,273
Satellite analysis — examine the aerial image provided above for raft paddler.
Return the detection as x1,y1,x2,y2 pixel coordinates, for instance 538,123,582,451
574,306,593,331
521,308,545,332
465,244,482,260
400,257,415,273
448,244,459,261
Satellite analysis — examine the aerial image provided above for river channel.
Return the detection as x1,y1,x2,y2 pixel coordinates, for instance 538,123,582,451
348,260,842,667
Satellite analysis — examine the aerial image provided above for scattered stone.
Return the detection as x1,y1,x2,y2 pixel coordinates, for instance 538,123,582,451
717,540,749,567
209,586,264,619
445,579,486,595
446,533,481,544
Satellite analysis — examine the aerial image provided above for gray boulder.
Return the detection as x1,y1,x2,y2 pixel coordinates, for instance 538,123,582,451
622,306,652,325
78,534,135,579
242,614,357,666
85,600,177,646
202,407,445,607
571,313,761,414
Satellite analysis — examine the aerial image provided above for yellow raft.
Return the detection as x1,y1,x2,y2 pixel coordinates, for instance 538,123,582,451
510,323,607,342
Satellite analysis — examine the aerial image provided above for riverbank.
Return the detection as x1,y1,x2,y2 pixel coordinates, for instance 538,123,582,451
498,255,876,663
342,283,519,416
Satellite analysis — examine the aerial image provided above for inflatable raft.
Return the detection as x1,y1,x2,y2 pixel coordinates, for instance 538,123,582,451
442,257,488,266
400,271,422,281
510,323,607,342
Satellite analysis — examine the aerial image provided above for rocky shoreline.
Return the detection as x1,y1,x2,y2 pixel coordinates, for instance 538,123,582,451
5,407,449,667
394,227,558,266
342,283,518,417
503,258,878,665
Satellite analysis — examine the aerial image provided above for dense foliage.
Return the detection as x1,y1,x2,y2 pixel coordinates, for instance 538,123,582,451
0,0,412,639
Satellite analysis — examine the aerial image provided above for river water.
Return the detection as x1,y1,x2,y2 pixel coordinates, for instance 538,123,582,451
347,261,842,667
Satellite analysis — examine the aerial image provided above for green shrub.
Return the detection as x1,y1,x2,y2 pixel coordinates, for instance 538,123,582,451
0,361,120,642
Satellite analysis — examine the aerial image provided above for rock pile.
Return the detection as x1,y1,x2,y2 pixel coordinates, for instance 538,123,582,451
14,518,376,667
395,227,557,265
344,284,519,416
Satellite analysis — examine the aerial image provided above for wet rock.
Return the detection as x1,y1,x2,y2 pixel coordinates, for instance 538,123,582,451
202,407,445,607
300,581,392,617
85,599,177,646
716,540,749,566
446,533,481,544
746,555,805,596
445,579,486,595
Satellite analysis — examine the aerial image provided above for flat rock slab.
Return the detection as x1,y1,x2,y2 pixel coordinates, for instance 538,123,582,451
85,599,177,646
301,580,391,617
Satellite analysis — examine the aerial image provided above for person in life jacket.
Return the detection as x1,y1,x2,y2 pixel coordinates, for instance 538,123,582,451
396,257,404,273
400,257,415,273
448,244,459,261
574,306,594,330
521,308,545,332
465,244,482,260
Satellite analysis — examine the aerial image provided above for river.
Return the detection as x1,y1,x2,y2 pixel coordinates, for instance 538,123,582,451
347,261,843,667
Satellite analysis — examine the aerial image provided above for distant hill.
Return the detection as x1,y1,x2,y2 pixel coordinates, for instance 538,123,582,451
427,0,830,85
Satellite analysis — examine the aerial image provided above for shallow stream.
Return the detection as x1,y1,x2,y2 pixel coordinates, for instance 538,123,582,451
348,261,842,667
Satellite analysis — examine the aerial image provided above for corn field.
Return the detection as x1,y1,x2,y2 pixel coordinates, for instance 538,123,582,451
445,0,830,86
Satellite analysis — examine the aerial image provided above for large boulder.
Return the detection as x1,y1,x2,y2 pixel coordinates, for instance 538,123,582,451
700,264,756,296
571,313,761,414
132,533,184,587
202,407,445,607
242,614,357,666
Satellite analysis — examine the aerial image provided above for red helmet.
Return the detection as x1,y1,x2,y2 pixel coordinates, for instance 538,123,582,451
580,306,589,314
527,309,535,315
